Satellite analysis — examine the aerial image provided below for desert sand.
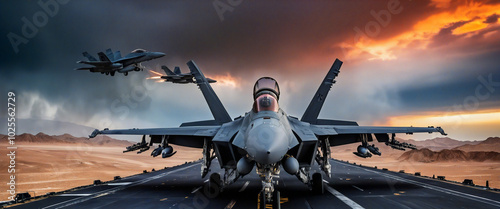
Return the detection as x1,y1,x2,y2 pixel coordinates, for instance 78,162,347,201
0,143,201,200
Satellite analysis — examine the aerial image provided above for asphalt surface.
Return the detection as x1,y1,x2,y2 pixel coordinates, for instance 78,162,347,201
8,159,500,209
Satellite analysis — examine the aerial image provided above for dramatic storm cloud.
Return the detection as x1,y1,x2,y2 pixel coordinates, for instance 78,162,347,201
1,0,499,141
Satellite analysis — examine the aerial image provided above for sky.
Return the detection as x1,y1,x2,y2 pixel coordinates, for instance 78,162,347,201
1,0,499,141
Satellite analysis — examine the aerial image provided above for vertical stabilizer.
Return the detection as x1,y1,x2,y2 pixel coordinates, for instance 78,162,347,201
187,60,232,124
174,66,181,74
301,59,343,124
83,52,97,61
161,66,176,75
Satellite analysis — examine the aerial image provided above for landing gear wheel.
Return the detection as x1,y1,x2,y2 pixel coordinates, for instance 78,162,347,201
272,190,281,209
110,71,115,76
312,172,324,194
124,72,128,76
203,173,221,198
259,190,267,209
105,72,109,75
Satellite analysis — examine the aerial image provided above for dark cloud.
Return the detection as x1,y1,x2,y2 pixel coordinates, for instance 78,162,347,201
0,0,499,139
484,13,499,24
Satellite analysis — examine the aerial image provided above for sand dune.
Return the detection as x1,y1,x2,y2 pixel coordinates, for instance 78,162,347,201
0,142,201,201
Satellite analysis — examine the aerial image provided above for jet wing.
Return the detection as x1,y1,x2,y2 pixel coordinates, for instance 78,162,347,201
310,125,446,146
77,60,112,66
311,125,446,136
89,126,220,138
114,54,146,63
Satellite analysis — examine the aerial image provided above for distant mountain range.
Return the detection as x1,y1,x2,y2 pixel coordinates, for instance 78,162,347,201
402,137,481,151
399,137,500,162
399,148,500,162
0,118,95,137
453,137,500,152
0,132,133,147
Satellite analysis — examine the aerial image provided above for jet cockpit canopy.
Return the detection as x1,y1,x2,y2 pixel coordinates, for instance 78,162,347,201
253,77,280,112
253,77,280,100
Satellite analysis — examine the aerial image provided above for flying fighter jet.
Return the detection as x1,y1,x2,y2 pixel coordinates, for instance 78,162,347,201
149,65,216,84
89,59,447,208
76,48,165,76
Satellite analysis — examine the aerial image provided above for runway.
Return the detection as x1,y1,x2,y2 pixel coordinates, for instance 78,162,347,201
8,159,500,209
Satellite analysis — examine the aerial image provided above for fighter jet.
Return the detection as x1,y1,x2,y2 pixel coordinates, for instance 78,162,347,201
76,48,165,76
152,65,216,84
89,59,447,208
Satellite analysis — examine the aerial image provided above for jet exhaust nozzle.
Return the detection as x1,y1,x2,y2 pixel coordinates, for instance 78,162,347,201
236,157,254,176
282,156,299,175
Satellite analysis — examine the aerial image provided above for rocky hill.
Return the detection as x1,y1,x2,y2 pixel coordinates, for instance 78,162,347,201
398,148,500,162
403,137,481,151
453,137,500,152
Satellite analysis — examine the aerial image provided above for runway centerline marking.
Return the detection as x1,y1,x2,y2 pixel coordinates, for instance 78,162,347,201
352,185,364,192
340,161,500,208
41,163,200,209
326,185,365,209
191,186,203,194
107,182,132,186
58,194,92,197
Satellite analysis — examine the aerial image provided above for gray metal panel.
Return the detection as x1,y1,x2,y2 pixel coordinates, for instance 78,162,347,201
187,60,232,124
212,119,243,142
301,59,343,123
287,117,317,142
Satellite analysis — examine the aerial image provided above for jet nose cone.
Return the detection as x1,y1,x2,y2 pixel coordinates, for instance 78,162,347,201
245,120,289,165
153,52,166,58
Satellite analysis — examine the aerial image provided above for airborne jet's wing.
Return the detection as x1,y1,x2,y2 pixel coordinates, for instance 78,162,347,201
77,60,112,66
